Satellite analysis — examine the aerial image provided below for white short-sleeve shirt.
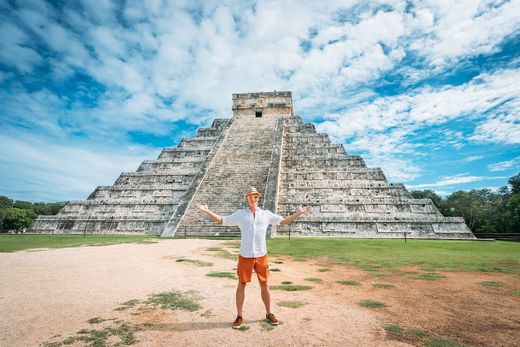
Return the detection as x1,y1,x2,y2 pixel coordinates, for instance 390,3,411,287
222,208,283,258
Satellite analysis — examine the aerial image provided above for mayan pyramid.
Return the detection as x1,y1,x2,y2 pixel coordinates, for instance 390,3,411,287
29,91,475,239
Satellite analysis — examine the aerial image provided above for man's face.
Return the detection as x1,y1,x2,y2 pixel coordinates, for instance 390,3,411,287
246,194,259,209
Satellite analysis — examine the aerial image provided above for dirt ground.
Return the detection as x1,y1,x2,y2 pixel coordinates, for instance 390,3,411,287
1,239,519,347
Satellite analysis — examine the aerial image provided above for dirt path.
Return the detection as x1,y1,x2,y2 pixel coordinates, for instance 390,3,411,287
1,239,518,346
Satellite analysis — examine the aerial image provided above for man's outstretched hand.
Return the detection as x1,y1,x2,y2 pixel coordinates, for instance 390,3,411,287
195,202,209,212
299,205,312,215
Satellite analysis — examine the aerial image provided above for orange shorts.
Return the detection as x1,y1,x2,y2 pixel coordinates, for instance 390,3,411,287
237,255,269,283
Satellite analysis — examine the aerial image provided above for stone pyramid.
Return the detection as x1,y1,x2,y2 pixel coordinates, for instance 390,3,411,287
29,91,475,239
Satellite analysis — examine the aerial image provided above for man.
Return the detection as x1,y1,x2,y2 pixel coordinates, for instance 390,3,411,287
195,187,311,329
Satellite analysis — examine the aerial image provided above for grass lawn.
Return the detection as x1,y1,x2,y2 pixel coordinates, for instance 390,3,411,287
0,234,158,252
3,235,520,274
267,238,520,273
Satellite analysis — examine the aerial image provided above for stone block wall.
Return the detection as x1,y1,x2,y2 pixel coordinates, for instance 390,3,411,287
276,115,473,239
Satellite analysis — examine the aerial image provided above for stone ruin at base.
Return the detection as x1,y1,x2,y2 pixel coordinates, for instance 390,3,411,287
29,91,475,239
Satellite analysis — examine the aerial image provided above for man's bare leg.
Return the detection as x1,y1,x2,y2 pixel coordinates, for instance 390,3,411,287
259,281,271,314
236,282,246,316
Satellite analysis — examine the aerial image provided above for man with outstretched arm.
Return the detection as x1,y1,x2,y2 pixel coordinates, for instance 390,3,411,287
195,187,311,329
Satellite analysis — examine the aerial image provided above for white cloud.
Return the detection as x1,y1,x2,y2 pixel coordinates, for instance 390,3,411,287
408,173,505,190
470,113,520,144
487,157,520,172
0,22,42,73
410,0,520,67
462,155,485,162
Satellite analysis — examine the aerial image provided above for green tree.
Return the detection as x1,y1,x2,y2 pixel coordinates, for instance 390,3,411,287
13,200,33,210
1,208,37,232
508,173,520,195
503,194,520,232
33,202,65,215
0,195,13,209
445,189,498,233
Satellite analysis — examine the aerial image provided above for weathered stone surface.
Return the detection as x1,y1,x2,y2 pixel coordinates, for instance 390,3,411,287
28,91,475,239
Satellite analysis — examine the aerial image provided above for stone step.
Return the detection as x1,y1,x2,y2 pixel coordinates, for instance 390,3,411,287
137,161,203,172
281,182,399,190
278,191,413,201
158,148,211,160
278,197,431,204
60,203,176,215
89,188,185,200
28,215,168,235
277,217,472,239
284,146,345,155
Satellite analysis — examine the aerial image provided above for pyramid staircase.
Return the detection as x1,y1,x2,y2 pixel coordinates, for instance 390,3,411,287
164,114,284,237
29,91,474,239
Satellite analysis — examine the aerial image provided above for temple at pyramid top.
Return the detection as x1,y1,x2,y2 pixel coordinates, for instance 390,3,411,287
29,91,475,239
232,91,293,117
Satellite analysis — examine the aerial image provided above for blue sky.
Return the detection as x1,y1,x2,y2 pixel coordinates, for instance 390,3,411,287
1,0,519,202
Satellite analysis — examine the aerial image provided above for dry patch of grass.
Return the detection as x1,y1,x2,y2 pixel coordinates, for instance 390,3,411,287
317,268,331,272
408,272,445,281
269,284,313,291
359,299,386,308
176,258,213,267
115,299,141,311
479,281,504,287
384,324,402,334
277,300,306,308
43,321,140,347
304,277,322,282
372,283,395,288
205,247,237,260
86,317,111,324
206,271,237,280
336,280,360,286
425,336,465,347
408,328,429,338
145,290,202,312
260,321,275,331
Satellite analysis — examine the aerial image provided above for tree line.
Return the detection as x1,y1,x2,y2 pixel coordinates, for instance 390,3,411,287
0,196,65,233
1,172,518,234
411,173,520,234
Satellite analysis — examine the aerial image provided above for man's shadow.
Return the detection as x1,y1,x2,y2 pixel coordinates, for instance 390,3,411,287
141,319,265,332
